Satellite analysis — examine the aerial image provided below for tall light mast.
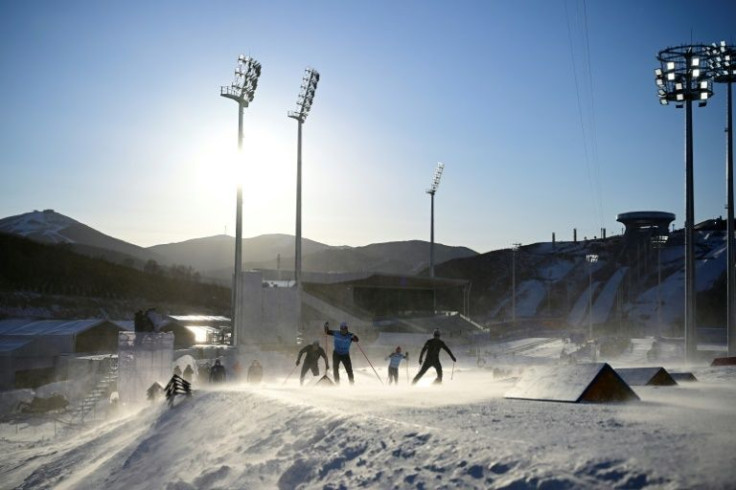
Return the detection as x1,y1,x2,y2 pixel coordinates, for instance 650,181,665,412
655,45,712,361
220,54,261,348
427,162,445,279
288,67,319,341
707,41,736,355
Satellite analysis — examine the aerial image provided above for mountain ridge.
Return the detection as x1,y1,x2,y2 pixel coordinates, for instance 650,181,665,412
0,210,478,280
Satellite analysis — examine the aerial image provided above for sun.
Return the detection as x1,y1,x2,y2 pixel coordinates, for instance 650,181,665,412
186,127,295,236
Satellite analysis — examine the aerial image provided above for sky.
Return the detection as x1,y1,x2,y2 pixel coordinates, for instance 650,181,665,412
1,1,735,254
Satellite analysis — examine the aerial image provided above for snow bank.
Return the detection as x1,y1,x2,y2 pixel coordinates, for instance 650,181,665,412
4,364,736,489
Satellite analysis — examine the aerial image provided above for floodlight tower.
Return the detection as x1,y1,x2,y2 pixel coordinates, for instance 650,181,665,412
655,44,713,362
220,54,262,348
707,41,736,355
427,162,445,279
288,67,319,338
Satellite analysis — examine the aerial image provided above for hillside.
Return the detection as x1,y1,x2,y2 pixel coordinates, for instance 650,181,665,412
437,228,727,338
148,233,334,277
0,209,729,339
0,210,162,266
0,210,479,281
0,233,230,320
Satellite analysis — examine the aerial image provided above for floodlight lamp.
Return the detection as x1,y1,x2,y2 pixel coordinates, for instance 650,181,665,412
289,67,320,122
427,162,445,195
660,99,669,105
667,72,676,81
675,82,683,91
667,61,675,71
700,81,708,89
692,68,700,78
691,57,699,67
676,93,684,101
700,92,708,100
655,68,663,76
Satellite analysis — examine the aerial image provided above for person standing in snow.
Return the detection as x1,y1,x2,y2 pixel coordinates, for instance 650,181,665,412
324,321,359,384
412,329,456,385
209,359,227,383
385,346,408,384
296,340,329,385
182,364,194,383
246,360,263,384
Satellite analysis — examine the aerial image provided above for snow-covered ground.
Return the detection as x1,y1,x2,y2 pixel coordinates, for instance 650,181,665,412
2,341,736,490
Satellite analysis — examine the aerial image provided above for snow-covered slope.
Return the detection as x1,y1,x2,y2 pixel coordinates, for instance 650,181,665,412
3,363,736,489
0,210,155,262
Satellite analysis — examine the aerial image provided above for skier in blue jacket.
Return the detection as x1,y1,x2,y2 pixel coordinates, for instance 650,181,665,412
385,346,408,384
324,321,359,384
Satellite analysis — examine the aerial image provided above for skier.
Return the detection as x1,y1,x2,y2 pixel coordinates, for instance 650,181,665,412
385,346,408,384
412,329,456,385
296,340,329,385
209,359,227,383
183,364,194,383
324,321,359,384
247,360,263,384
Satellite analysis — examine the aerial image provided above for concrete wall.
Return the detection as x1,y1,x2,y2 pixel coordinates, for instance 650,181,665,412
241,271,298,348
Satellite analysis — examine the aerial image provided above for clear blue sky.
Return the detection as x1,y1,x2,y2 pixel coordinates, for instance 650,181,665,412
1,1,734,253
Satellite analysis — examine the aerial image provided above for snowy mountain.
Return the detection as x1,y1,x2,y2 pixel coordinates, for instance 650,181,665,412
0,210,478,279
0,210,728,337
0,210,161,265
437,225,728,339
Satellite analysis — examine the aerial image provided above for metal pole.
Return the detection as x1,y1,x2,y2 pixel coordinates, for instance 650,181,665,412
430,192,435,278
726,81,735,356
233,104,244,348
512,249,516,326
684,96,696,362
657,244,662,335
295,119,303,339
588,262,593,341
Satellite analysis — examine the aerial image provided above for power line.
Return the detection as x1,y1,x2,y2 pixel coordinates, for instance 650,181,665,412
565,0,605,234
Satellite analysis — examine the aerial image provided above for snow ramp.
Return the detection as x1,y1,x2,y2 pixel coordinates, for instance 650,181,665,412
614,367,677,386
505,363,640,403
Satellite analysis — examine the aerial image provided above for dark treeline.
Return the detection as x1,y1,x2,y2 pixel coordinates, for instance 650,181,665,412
0,233,229,311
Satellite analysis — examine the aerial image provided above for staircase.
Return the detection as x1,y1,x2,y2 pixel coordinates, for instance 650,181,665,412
67,355,119,426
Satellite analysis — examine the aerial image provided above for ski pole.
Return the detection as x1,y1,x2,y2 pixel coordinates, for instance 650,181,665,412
451,362,455,381
282,363,299,386
356,342,384,384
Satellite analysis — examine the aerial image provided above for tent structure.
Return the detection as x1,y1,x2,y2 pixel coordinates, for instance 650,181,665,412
615,367,677,386
504,363,640,403
711,357,736,366
669,372,698,382
0,318,123,354
0,318,123,390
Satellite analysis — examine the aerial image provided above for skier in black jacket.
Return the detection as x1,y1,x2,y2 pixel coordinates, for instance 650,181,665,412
412,329,456,385
296,340,329,385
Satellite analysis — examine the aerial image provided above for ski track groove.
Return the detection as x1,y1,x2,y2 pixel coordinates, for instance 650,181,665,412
10,409,156,490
